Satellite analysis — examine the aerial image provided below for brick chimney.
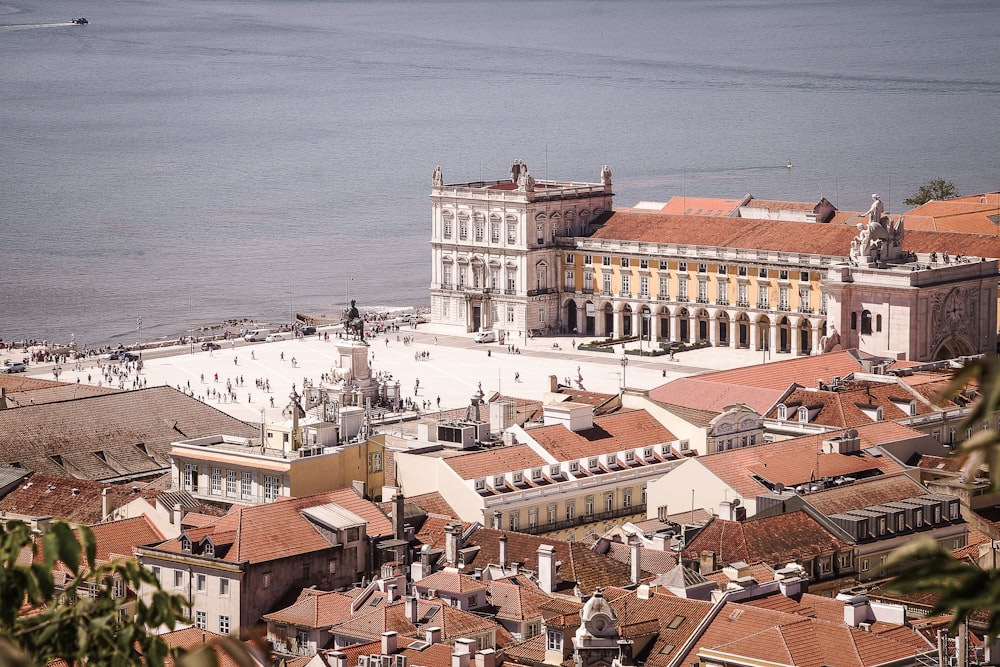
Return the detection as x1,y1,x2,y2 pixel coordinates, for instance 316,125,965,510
537,544,557,594
381,631,398,655
393,493,405,540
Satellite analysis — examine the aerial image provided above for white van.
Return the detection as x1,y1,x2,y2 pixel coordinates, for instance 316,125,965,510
474,330,497,344
244,329,271,342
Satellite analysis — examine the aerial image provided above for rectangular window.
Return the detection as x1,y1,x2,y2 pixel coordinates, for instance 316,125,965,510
602,256,611,266
639,275,649,297
443,220,452,239
605,493,614,511
538,306,545,323
639,259,648,269
219,615,230,635
584,271,593,292
602,274,612,295
241,472,253,500
529,508,538,528
547,631,561,651
566,253,575,263
263,475,280,503
491,221,500,243
585,496,595,515
659,276,670,300
475,221,484,242
623,489,632,508
738,265,748,276
778,286,789,311
211,468,222,494
173,570,183,589
536,223,544,244
678,262,687,272
757,285,769,308
697,280,708,303
151,566,161,583
460,218,468,240
183,463,198,492
800,271,809,282
620,273,630,295
565,269,575,290
620,257,629,268
509,511,520,531
219,578,230,597
225,470,236,496
196,573,206,593
717,280,728,305
507,223,517,244
566,503,576,520
718,265,728,275
779,269,789,280
262,572,272,589
584,255,593,265
758,267,768,278
698,263,707,274
678,278,688,301
195,611,206,629
659,260,668,270
548,504,557,524
507,305,515,323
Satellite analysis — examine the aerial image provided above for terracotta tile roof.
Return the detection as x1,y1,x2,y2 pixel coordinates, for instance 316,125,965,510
905,193,1000,235
766,381,937,428
461,527,637,596
0,472,160,523
331,597,497,643
653,196,743,216
675,602,804,665
486,578,552,622
803,473,929,516
413,515,468,552
588,538,678,575
444,444,549,481
739,591,850,624
549,387,620,414
151,488,392,564
696,422,913,499
0,375,70,393
0,386,259,480
590,210,1000,260
161,627,263,667
682,511,848,566
524,409,677,461
3,383,120,407
262,589,355,628
500,632,546,664
24,515,164,575
406,492,460,519
416,569,486,595
701,561,775,588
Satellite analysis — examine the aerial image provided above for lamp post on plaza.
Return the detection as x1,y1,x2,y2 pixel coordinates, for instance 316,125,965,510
52,362,61,382
620,354,628,390
136,312,143,360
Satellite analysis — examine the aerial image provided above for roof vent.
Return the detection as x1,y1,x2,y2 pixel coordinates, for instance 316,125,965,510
71,488,79,496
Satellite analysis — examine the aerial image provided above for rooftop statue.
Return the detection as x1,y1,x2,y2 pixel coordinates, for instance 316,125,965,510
432,165,443,187
343,299,367,343
601,164,612,186
850,194,905,264
510,159,527,185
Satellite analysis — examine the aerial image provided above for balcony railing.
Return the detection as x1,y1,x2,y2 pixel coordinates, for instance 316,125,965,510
737,300,750,308
520,503,646,535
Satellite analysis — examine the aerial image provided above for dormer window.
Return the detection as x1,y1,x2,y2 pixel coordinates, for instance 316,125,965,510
494,475,505,488
532,468,542,480
512,472,523,484
606,454,617,466
643,447,653,458
798,406,808,422
550,465,560,477
181,537,191,553
588,457,598,469
569,461,579,473
475,479,485,491
204,542,214,558
777,404,787,420
624,451,635,462
910,401,918,416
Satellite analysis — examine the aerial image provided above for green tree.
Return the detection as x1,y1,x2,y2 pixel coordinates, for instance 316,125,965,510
903,178,959,206
0,520,260,667
885,356,1000,639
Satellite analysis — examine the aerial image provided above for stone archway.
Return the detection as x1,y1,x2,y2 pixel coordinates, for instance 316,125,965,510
603,303,614,337
659,306,671,341
696,309,710,343
757,315,771,351
622,304,634,337
934,335,975,361
565,300,579,334
584,301,596,336
678,308,691,342
737,313,750,349
717,311,730,346
640,305,652,341
799,319,811,355
777,316,792,353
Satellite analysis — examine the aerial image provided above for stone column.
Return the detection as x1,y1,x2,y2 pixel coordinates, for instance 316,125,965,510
750,319,760,351
769,322,779,354
790,319,800,356
812,322,822,354
612,306,622,339
671,313,681,343
708,310,719,346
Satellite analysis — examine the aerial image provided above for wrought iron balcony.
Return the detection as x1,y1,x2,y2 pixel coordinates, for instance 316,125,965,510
520,503,646,535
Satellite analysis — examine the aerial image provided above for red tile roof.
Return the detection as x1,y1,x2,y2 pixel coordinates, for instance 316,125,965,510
445,444,549,481
682,511,848,566
415,569,486,595
525,409,677,461
331,597,498,643
766,380,936,428
696,422,913,499
652,196,743,216
151,488,391,564
0,472,161,524
487,579,552,622
262,589,355,628
803,473,929,516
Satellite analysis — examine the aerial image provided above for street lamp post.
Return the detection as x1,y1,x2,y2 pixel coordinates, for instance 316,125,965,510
620,354,629,390
136,311,143,359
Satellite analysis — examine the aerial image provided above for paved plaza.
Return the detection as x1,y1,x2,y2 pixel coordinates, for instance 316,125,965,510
8,323,782,425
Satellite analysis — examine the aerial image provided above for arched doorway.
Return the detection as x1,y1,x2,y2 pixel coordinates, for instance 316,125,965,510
696,309,710,342
757,315,771,351
717,311,730,346
737,313,750,348
659,307,671,342
778,316,791,353
640,306,652,341
603,304,614,337
799,320,811,355
584,301,596,336
622,304,633,337
934,336,974,360
678,308,690,342
565,300,578,334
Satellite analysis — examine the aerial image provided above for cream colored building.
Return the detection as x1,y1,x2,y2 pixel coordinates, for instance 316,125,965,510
429,162,613,336
393,403,683,542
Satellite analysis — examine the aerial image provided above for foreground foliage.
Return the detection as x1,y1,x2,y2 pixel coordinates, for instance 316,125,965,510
903,177,959,206
0,520,259,667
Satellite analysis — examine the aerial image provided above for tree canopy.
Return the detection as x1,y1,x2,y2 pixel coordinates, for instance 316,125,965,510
903,178,959,206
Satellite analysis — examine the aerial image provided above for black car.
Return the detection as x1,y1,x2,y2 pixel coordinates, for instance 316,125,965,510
121,352,140,362
300,325,317,335
201,341,221,351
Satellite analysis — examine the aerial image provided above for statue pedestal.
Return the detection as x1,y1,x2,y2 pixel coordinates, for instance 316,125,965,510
334,341,377,406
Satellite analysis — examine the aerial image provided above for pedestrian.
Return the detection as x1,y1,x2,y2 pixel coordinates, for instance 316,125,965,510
248,393,252,403
234,356,238,365
515,371,520,382
436,395,441,408
251,350,255,360
434,337,438,345
270,396,274,408
487,349,491,357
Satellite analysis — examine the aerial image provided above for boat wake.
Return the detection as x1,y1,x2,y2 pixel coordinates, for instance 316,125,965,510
0,21,80,31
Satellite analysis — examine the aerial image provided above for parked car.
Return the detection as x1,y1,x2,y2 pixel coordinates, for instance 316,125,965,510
1,361,27,373
201,341,221,351
300,325,316,336
121,352,139,362
104,350,124,360
265,333,284,342
244,329,271,342
474,330,497,343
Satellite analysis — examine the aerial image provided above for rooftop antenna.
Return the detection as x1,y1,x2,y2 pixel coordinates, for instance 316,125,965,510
544,144,548,181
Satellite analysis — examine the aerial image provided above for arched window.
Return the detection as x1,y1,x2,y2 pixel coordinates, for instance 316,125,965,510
876,313,883,332
861,310,873,335
798,406,809,422
777,404,787,420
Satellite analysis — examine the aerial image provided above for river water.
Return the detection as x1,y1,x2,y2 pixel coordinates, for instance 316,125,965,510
2,0,998,347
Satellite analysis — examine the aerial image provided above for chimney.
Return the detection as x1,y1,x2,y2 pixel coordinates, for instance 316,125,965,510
386,584,398,603
499,534,508,568
537,544,557,594
452,653,470,667
405,595,419,623
172,503,183,527
549,375,559,392
425,627,442,645
393,493,405,540
101,487,113,520
381,631,398,655
445,522,463,565
699,550,717,574
630,538,641,585
841,595,870,628
718,500,733,521
330,652,348,667
455,638,476,655
475,649,496,667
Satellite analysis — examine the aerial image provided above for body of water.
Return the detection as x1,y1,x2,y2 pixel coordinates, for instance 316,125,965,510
3,0,999,347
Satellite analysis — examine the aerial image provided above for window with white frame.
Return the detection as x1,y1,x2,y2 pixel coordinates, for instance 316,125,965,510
678,261,687,272
569,461,579,472
757,285,769,308
443,214,453,239
566,503,576,520
620,257,629,268
758,267,768,278
738,282,749,306
565,269,575,290
536,223,544,244
494,475,504,487
507,305,515,323
605,492,614,511
532,468,542,480
196,573,206,592
211,468,222,494
459,216,469,240
624,451,635,462
620,273,630,295
718,265,728,275
529,508,538,528
778,286,790,310
443,299,451,318
183,463,198,492
640,259,648,269
507,222,517,244
602,274,612,295
717,280,728,305
173,570,184,589
509,511,520,531
219,615,230,635
606,454,617,465
475,479,485,491
513,471,523,484
697,280,708,302
602,256,611,266
678,278,688,301
195,611,206,629
475,218,484,242
623,488,632,507
491,217,501,242
698,263,707,273
584,271,593,292
779,269,789,280
659,260,669,270
548,504,557,524
800,271,809,282
639,275,649,297
538,306,545,323
263,475,281,503
659,276,670,299
241,471,252,500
